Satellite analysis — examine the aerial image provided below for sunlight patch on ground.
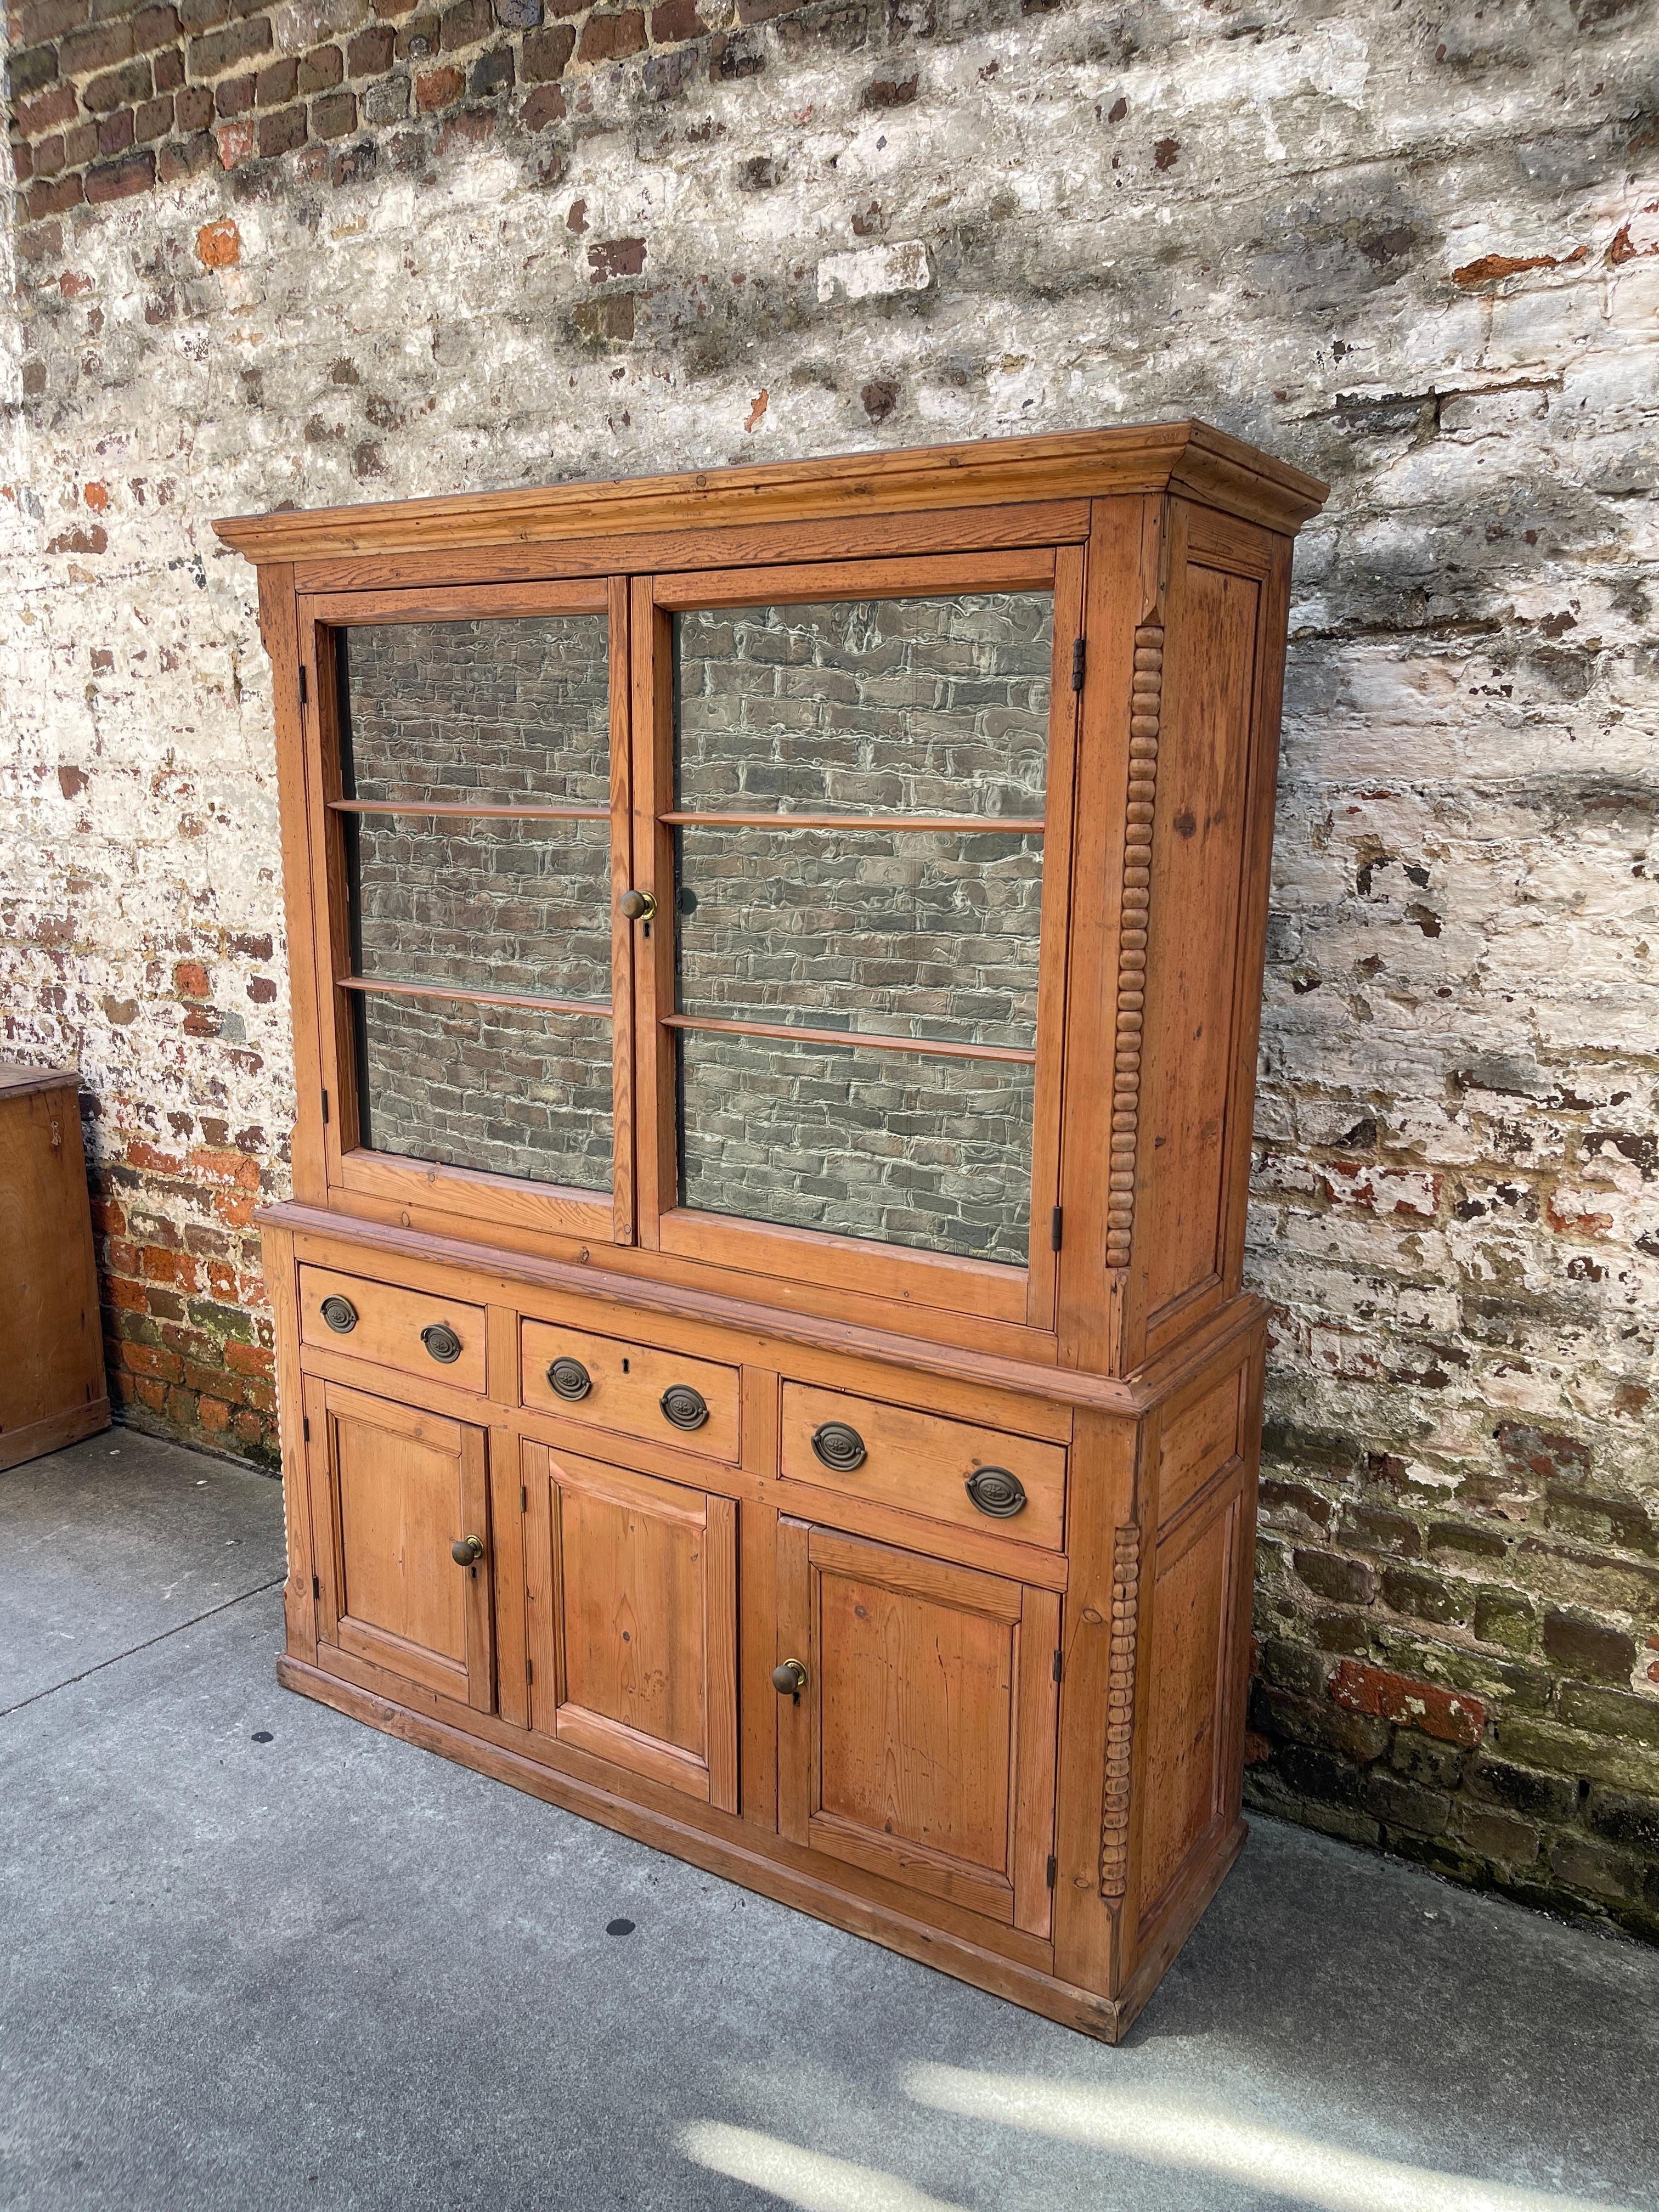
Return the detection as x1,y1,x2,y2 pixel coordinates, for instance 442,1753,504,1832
680,2121,968,2212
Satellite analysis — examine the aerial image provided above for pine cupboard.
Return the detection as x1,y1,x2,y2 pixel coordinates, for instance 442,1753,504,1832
216,422,1327,2040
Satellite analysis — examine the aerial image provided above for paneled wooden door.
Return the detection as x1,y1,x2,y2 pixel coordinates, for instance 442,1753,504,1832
521,1441,738,1810
305,1378,495,1711
775,1519,1060,1934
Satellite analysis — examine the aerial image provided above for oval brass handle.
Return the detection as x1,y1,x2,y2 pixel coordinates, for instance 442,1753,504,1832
619,888,657,923
771,1659,808,1697
320,1294,357,1334
548,1356,592,1401
965,1466,1026,1519
452,1535,484,1566
661,1383,709,1431
421,1322,462,1365
811,1421,866,1473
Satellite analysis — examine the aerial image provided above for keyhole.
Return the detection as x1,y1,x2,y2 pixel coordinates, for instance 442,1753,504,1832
622,1358,629,1373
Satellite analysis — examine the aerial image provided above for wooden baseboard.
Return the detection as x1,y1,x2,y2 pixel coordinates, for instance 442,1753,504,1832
278,1651,1130,2042
0,1397,111,1474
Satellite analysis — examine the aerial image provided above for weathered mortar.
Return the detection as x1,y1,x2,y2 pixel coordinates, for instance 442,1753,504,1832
3,0,1656,1932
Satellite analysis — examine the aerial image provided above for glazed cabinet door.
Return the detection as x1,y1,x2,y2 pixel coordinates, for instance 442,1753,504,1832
305,1378,494,1712
775,1520,1060,1934
521,1442,738,1811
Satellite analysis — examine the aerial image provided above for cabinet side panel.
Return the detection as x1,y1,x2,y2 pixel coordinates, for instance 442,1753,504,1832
0,1087,106,1443
1134,549,1260,1345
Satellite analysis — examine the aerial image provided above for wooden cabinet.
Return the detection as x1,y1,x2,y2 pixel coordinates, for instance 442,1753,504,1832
223,421,1326,2041
522,1442,738,1809
306,1380,494,1712
0,1064,109,1472
776,1520,1059,1936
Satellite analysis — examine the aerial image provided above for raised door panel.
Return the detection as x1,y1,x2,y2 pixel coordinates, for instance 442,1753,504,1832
1136,1483,1245,1922
522,1441,737,1810
306,1377,494,1711
776,1521,1059,1934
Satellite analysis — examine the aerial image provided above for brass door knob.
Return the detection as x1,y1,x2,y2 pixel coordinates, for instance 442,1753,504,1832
452,1535,484,1566
771,1658,808,1698
619,888,656,922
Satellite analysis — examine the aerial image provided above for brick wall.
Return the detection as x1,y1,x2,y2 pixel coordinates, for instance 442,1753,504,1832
4,0,1655,1933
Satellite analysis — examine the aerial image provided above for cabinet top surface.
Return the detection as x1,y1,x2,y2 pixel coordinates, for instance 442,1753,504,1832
213,419,1328,564
0,1062,81,1100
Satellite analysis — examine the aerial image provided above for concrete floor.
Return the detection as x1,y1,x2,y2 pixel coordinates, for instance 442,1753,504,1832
2,1432,1657,2212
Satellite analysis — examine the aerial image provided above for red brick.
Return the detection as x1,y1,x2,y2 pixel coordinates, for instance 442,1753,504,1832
131,4,180,52
1329,1659,1487,1750
196,1394,231,1431
521,80,562,125
27,169,83,216
650,0,700,38
187,16,271,76
17,0,90,44
255,57,297,104
173,958,210,997
415,62,462,106
97,106,136,154
157,132,212,179
521,22,571,75
175,82,212,128
216,70,255,115
588,234,645,279
345,24,393,72
135,93,174,139
577,8,644,61
16,81,79,136
165,1384,199,1427
310,88,357,137
133,1375,169,1413
60,20,133,74
121,1339,184,1382
154,46,183,89
225,1339,274,1377
83,59,151,112
12,140,37,182
298,42,343,91
439,0,490,46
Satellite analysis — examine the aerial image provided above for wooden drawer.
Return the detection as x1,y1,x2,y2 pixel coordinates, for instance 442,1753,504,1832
298,1266,487,1395
779,1383,1065,1551
521,1319,740,1463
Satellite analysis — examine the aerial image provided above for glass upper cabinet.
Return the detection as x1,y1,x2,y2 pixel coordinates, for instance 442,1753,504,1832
309,554,1076,1324
317,594,625,1234
639,556,1075,1325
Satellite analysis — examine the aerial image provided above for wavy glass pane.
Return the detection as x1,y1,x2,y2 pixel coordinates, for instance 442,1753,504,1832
340,614,608,807
350,815,611,1003
676,825,1042,1049
674,594,1052,817
677,1030,1033,1265
356,997,612,1192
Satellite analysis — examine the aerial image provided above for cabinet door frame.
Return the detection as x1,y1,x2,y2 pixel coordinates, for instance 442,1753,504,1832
631,547,1083,1335
521,1440,739,1811
776,1518,1060,1935
293,577,633,1251
306,1376,495,1712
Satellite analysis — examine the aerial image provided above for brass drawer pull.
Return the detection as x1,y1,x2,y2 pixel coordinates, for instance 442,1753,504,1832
965,1466,1026,1519
421,1321,463,1365
320,1294,357,1334
548,1356,592,1401
661,1383,709,1431
811,1421,866,1473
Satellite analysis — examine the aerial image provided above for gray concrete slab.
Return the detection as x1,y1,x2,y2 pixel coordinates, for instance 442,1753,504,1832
2,1430,1656,2212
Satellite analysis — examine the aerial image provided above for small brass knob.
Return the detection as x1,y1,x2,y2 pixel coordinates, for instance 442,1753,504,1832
771,1658,808,1697
452,1535,484,1567
619,888,656,923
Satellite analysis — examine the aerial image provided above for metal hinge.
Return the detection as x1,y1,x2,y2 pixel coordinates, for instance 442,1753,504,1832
1051,1206,1063,1252
1071,637,1086,692
302,1415,310,1443
526,1655,534,1685
312,1573,320,1600
1053,1648,1063,1683
320,1090,330,1125
1046,1853,1057,1889
298,665,308,706
521,1484,528,1513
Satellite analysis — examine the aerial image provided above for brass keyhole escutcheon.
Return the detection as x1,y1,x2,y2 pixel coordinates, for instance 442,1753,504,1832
619,888,656,923
772,1658,808,1704
452,1534,484,1568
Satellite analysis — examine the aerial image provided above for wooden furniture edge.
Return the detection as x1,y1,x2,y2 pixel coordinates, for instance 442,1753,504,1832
213,422,1328,563
0,1395,111,1473
1110,1816,1248,2042
276,1651,1130,2042
256,1200,1266,1413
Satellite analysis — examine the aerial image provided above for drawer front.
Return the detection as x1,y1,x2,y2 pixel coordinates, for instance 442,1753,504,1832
780,1384,1065,1551
521,1319,740,1463
298,1266,487,1395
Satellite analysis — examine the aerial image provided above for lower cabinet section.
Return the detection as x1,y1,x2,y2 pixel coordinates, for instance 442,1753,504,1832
521,1441,738,1812
775,1520,1060,1937
305,1378,494,1713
